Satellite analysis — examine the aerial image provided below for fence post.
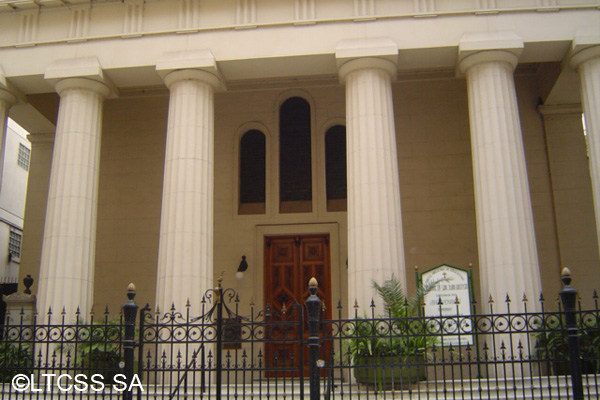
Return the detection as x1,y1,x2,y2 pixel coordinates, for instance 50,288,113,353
558,268,584,400
215,277,224,400
305,277,322,400
123,283,139,400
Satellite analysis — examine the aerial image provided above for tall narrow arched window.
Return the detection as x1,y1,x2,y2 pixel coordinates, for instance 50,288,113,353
239,129,266,215
279,97,312,213
325,125,347,212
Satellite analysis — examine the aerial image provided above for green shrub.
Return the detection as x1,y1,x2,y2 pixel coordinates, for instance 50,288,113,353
59,321,124,382
0,341,33,382
534,314,600,375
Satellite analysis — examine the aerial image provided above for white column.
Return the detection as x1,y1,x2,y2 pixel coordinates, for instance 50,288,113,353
571,39,600,258
337,54,406,311
459,49,541,310
155,68,221,315
37,77,110,317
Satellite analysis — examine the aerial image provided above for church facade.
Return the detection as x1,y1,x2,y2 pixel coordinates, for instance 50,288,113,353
0,0,599,318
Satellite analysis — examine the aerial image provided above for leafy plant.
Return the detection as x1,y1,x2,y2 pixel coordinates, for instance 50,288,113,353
345,275,442,363
534,313,600,375
59,320,125,382
0,341,33,382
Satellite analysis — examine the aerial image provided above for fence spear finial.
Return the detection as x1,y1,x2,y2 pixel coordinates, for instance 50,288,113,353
561,267,572,285
126,283,136,301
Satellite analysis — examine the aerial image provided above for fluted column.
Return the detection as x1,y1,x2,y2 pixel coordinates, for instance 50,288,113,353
155,67,221,315
459,47,541,310
571,36,600,258
337,47,406,311
37,77,111,317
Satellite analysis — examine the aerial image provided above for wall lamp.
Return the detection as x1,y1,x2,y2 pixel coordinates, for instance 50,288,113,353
235,255,248,280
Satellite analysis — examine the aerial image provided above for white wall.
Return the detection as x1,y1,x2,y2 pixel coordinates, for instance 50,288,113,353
0,119,30,284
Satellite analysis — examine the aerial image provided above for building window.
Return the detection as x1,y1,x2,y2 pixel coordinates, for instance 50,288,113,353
17,143,30,171
279,97,312,213
325,125,347,212
8,230,22,262
239,129,266,215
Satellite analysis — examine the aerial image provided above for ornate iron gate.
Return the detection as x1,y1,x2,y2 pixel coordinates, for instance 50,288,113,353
135,278,314,400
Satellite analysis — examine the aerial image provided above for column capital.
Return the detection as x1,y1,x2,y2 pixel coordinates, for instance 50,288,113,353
44,57,117,98
54,78,113,99
338,57,397,83
571,46,600,71
570,26,600,70
457,31,523,75
458,50,520,75
335,37,398,83
163,69,223,91
156,49,225,91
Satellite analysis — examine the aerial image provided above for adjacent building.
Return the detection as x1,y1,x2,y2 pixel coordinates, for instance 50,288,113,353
0,119,30,322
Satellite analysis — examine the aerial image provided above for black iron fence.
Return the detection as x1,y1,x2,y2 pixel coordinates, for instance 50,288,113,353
0,308,126,398
0,272,598,400
323,272,600,400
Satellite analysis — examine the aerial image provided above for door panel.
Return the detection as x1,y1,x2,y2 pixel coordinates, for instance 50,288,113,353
264,234,331,377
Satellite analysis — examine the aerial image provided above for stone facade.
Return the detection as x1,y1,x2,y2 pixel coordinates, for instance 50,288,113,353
0,0,598,316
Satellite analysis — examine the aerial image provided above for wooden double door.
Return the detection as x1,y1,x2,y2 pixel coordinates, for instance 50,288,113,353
264,234,332,376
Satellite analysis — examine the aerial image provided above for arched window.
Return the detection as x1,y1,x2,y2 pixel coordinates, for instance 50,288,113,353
279,97,312,213
325,125,347,212
239,129,266,215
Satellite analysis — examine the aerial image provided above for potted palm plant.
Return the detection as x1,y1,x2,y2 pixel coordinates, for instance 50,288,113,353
345,276,440,390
